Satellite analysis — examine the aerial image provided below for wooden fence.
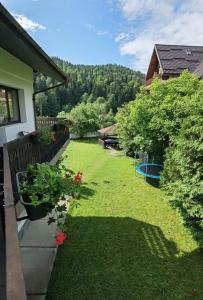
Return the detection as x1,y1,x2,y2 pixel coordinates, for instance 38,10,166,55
3,144,27,300
2,127,69,299
36,117,59,130
7,130,69,203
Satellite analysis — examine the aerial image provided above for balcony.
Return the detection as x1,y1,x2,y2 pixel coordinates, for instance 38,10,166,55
1,117,70,300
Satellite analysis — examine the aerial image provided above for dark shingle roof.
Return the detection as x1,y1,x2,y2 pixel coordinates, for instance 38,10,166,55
194,61,203,78
155,44,203,76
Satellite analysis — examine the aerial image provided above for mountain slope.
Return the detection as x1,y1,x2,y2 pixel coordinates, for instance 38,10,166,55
34,58,145,117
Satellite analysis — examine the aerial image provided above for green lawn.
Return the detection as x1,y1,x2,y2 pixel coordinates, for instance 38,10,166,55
47,140,203,300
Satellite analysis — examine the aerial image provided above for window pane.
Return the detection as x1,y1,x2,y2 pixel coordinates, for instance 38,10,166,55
7,89,20,122
0,88,9,125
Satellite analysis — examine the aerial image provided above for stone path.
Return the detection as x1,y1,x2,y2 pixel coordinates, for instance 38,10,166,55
19,217,58,300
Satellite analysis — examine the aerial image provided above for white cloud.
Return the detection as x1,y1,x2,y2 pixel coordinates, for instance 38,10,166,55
115,32,129,42
12,13,46,31
86,23,111,38
116,0,203,72
118,0,174,22
96,30,109,36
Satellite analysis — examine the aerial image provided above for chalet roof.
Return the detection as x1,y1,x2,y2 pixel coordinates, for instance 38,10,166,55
97,124,117,135
194,61,203,78
0,3,67,82
146,44,203,80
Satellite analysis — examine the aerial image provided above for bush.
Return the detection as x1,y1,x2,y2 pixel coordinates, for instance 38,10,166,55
58,101,114,138
116,71,202,159
116,71,203,243
162,90,203,244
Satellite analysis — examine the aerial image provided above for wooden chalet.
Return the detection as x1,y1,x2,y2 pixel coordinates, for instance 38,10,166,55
145,44,203,86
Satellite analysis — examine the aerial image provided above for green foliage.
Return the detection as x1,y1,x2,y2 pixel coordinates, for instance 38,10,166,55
34,58,144,117
37,128,52,144
35,93,48,116
20,163,83,228
60,101,114,137
116,71,203,243
116,71,202,157
161,90,203,243
47,140,203,300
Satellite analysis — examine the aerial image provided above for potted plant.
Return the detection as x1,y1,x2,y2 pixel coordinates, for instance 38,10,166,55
51,119,70,133
30,128,52,145
17,163,83,223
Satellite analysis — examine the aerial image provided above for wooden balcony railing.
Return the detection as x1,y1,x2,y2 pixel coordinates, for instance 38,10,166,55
7,130,69,203
3,144,26,300
36,117,59,130
2,126,70,299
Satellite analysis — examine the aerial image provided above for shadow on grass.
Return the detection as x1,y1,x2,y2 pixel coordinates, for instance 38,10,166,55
79,183,95,200
47,216,203,300
146,176,160,188
91,181,99,186
103,180,111,184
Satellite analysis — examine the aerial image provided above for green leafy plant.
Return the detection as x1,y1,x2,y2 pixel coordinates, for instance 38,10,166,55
60,101,114,138
20,162,83,229
161,94,203,245
116,71,203,244
39,128,52,144
116,71,201,159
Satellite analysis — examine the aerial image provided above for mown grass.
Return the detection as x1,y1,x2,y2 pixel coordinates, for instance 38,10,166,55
47,140,203,300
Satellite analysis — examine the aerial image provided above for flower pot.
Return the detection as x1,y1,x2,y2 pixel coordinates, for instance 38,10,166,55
21,193,53,221
16,171,53,221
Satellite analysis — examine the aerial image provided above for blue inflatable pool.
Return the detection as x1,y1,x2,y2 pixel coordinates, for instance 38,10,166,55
135,163,163,180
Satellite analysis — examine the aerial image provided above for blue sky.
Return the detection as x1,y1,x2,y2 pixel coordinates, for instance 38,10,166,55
1,0,132,67
1,0,203,72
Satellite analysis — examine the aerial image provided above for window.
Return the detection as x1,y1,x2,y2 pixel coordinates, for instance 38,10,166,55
0,86,20,126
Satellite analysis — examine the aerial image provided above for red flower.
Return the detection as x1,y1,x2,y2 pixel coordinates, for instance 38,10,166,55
74,172,83,184
55,231,67,245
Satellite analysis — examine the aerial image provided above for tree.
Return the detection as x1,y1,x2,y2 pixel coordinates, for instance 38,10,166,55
34,58,144,117
161,89,203,244
61,102,114,138
116,71,203,244
35,93,48,116
116,71,202,159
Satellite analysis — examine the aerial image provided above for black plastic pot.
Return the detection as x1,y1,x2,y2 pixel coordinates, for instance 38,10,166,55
21,194,53,221
16,171,53,221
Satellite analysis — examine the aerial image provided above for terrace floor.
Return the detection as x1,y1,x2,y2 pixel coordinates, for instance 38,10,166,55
47,140,203,300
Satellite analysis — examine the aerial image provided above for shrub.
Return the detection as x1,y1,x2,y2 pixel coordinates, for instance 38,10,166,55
116,71,202,159
162,90,203,244
116,71,203,243
59,101,114,138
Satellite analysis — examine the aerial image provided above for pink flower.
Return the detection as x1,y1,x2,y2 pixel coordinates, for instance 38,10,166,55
55,231,67,245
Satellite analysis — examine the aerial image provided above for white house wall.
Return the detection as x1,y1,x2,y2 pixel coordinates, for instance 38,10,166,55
0,48,35,146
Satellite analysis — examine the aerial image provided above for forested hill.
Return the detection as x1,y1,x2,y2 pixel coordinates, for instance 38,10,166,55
34,57,145,117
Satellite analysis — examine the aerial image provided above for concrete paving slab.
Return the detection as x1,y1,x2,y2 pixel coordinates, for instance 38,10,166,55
21,247,57,294
20,218,58,247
